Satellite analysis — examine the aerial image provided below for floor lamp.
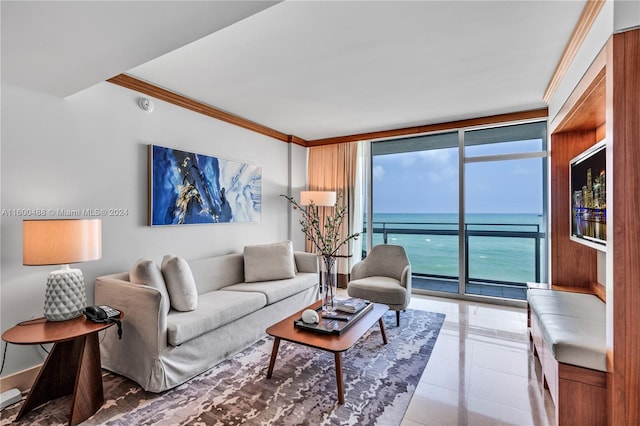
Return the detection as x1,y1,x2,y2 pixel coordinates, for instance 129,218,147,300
300,191,338,310
300,191,337,209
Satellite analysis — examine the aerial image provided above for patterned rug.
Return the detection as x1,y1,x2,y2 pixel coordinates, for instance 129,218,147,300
1,309,445,426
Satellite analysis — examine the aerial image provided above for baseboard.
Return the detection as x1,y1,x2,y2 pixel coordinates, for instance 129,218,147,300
0,364,40,393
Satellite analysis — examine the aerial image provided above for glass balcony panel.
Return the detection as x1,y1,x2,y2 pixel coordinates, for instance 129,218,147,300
369,140,459,295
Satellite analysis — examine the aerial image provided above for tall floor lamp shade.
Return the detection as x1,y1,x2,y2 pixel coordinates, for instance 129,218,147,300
300,191,336,207
23,219,102,321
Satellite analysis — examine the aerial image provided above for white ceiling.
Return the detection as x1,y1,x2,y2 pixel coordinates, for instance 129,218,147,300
2,1,586,141
1,1,279,97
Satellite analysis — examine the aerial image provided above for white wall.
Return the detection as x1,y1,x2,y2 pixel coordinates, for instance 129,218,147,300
288,142,309,249
614,0,640,33
0,81,305,375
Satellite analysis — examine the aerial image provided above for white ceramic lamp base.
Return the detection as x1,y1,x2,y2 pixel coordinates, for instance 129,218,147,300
44,267,87,321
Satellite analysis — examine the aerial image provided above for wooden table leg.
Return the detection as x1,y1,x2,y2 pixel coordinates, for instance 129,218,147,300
378,318,388,344
70,332,105,425
335,352,344,404
266,337,281,379
16,339,81,420
16,332,105,426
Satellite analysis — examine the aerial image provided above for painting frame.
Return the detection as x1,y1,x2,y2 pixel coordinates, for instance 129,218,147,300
149,144,262,226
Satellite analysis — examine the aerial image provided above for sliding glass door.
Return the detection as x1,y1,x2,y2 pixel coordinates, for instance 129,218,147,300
369,132,459,294
366,121,547,302
464,122,547,299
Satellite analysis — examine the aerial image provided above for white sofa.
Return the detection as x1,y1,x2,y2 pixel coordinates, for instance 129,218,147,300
95,242,318,392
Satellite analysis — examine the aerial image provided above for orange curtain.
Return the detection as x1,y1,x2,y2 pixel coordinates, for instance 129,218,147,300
307,143,358,274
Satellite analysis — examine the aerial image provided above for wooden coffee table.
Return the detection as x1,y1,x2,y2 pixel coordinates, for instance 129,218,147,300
266,301,389,404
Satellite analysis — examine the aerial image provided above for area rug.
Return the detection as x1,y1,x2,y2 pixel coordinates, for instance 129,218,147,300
1,309,445,426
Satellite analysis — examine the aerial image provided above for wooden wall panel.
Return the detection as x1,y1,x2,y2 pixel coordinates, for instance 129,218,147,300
550,131,599,288
611,28,640,426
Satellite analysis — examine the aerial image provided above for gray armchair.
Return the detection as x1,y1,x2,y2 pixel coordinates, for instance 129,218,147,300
347,244,411,326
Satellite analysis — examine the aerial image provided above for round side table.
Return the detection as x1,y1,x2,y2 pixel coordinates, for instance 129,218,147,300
2,315,120,425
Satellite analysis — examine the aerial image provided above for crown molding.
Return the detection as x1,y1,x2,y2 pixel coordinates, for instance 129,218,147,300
107,74,308,146
307,109,548,146
543,0,606,103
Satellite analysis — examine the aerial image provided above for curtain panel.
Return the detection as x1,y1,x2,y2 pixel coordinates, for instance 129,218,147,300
307,142,361,275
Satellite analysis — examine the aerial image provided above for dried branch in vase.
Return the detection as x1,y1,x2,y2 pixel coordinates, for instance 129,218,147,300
281,192,359,257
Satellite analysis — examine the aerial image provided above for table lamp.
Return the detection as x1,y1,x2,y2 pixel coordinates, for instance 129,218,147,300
300,191,336,207
23,219,102,321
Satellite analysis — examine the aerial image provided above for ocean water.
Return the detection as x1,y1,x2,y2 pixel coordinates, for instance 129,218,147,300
363,213,545,284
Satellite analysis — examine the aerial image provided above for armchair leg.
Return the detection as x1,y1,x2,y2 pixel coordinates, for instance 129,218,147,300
396,310,400,327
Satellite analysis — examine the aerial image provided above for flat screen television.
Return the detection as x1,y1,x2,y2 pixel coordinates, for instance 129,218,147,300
569,140,607,251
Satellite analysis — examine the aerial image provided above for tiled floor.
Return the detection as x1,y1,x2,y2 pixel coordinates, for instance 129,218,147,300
398,293,556,426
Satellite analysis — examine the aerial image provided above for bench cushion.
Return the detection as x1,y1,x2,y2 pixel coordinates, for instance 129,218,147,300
167,290,266,346
527,289,603,319
528,289,606,371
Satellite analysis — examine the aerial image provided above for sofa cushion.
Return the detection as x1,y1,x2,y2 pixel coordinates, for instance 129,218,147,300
130,258,170,314
162,255,198,312
348,276,407,306
223,272,317,305
243,241,296,283
167,290,267,346
188,253,245,294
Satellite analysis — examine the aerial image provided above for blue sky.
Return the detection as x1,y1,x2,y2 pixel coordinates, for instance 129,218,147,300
372,146,544,214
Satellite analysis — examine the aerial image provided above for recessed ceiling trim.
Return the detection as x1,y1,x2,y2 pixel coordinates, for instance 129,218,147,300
308,109,549,146
107,74,307,146
543,0,606,103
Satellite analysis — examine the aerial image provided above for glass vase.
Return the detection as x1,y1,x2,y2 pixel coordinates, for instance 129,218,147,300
319,254,338,312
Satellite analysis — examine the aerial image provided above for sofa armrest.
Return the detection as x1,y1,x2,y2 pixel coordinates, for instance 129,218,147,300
294,251,318,273
95,274,168,354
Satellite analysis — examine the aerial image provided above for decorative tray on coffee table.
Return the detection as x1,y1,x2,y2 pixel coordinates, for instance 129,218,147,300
294,302,373,335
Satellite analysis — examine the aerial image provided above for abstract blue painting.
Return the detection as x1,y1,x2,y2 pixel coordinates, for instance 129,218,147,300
150,145,261,226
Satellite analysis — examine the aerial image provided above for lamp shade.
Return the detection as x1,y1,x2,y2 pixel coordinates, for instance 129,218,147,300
23,219,102,266
300,191,336,207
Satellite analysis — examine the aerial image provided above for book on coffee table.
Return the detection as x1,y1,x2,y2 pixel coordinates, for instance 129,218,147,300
335,297,368,313
294,302,373,335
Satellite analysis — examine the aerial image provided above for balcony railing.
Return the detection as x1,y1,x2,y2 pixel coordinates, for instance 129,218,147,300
364,221,545,287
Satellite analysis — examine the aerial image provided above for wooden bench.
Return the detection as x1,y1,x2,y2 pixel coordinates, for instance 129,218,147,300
527,288,607,426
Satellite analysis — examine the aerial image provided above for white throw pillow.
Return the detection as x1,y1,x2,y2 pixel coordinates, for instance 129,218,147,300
243,241,296,283
161,255,198,312
130,258,171,314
